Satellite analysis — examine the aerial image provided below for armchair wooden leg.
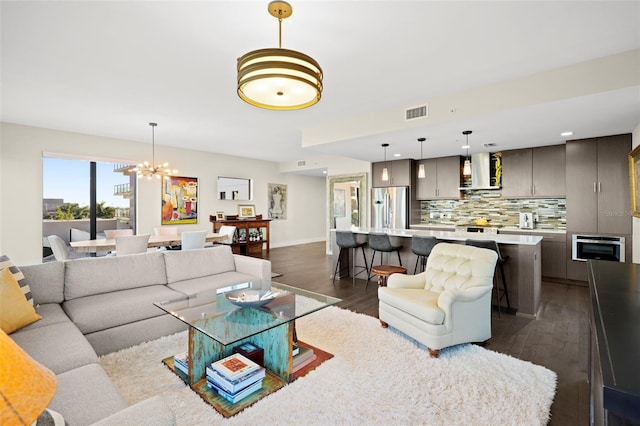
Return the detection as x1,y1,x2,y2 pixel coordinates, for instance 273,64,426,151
427,348,441,358
379,320,388,328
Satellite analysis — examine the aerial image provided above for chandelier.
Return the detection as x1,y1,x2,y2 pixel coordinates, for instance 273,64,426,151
131,122,177,180
237,1,323,110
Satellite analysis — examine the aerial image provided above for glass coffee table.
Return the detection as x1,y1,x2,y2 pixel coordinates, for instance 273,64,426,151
154,282,341,417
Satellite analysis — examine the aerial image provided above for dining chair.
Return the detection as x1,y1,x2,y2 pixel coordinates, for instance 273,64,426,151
104,229,134,239
115,234,150,256
47,235,86,261
153,226,178,236
181,230,209,250
217,226,236,245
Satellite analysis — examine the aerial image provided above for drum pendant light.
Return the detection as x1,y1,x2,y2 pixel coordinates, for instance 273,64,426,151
237,1,323,110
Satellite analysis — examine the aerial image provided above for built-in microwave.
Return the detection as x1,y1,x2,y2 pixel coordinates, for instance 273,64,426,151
572,235,625,262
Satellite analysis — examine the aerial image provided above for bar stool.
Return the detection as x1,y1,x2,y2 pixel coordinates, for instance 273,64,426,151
333,231,369,286
367,233,403,289
411,235,438,274
465,239,511,316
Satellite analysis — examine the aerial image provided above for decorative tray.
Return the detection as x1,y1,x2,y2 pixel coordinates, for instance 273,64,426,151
225,289,279,308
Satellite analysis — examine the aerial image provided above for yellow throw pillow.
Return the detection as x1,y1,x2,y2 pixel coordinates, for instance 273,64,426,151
0,267,41,333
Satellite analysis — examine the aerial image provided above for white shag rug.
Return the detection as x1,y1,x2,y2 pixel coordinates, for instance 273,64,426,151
100,306,556,425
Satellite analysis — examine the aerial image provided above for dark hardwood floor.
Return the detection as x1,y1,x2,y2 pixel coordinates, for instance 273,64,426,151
263,242,590,425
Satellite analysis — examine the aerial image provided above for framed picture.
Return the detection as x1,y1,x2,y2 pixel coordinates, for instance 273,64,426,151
629,145,640,217
238,204,256,218
162,176,198,225
333,188,346,217
268,183,287,219
216,211,225,221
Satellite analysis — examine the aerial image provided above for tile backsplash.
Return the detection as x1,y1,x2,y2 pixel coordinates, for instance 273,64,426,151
419,190,566,230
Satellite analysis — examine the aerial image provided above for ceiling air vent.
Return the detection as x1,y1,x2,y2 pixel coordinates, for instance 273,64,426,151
405,104,428,121
297,160,306,167
483,143,497,148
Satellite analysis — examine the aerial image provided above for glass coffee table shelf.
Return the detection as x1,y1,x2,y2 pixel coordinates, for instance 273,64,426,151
154,282,341,417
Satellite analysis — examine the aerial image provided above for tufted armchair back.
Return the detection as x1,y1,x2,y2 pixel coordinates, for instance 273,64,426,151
424,243,497,293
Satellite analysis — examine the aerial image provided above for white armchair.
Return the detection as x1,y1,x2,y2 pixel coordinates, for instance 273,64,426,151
378,242,498,357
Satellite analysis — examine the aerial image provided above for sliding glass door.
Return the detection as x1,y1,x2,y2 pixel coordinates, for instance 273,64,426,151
42,157,136,260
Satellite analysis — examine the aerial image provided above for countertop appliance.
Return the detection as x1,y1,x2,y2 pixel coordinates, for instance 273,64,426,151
371,186,409,229
454,225,500,234
519,213,534,229
572,234,625,262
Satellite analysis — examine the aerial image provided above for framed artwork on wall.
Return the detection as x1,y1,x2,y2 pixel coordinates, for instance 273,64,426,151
238,204,256,218
162,176,198,225
629,145,640,217
268,183,287,219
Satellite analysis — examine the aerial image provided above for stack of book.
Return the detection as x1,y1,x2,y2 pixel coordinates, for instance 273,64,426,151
174,351,189,375
206,353,265,404
292,343,317,373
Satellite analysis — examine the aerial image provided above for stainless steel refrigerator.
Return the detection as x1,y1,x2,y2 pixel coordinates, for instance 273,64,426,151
371,186,409,229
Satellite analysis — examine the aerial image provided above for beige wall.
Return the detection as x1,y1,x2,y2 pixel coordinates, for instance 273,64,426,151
0,123,327,265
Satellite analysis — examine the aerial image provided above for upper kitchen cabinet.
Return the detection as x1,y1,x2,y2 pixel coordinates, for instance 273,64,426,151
372,159,413,187
501,145,566,198
566,134,631,234
416,156,461,199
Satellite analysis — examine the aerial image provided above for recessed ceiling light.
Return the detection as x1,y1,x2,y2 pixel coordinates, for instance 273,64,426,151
561,131,573,137
393,153,401,157
461,145,470,149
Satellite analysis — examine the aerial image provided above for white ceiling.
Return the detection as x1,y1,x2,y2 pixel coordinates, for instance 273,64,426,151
2,1,640,174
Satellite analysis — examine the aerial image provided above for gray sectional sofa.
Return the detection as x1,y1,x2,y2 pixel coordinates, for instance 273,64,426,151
11,245,271,425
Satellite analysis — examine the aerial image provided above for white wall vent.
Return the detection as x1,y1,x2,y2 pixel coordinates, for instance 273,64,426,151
297,160,306,167
483,143,497,148
405,104,428,121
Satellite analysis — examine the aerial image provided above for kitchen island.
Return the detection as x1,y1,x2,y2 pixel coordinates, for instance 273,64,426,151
330,227,542,318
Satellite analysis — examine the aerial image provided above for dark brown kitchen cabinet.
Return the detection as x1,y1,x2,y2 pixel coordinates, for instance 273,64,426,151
501,145,565,198
566,134,631,235
415,156,461,199
372,159,413,187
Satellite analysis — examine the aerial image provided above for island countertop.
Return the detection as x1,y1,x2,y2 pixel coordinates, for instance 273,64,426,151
349,227,543,246
331,227,542,318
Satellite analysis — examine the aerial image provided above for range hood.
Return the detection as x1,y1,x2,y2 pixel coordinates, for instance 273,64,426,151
459,152,501,191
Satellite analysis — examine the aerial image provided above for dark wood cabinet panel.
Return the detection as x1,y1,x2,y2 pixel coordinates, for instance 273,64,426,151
566,139,599,232
532,145,566,197
415,156,461,199
566,134,631,234
596,134,632,235
501,149,533,197
372,159,413,187
503,145,565,198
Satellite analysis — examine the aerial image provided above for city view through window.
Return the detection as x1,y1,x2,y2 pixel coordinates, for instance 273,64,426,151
42,157,136,259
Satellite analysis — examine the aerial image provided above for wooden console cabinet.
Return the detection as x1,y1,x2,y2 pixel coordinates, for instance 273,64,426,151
210,216,271,254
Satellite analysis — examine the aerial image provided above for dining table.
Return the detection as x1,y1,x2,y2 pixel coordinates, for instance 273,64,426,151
70,232,226,254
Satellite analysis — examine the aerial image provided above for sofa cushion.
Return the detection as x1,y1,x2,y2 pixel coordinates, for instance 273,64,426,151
20,261,65,304
1,267,41,333
378,288,445,325
49,363,128,426
167,271,260,297
0,254,33,305
10,322,99,374
91,396,175,426
64,251,167,300
18,303,71,332
163,246,236,284
63,285,184,334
